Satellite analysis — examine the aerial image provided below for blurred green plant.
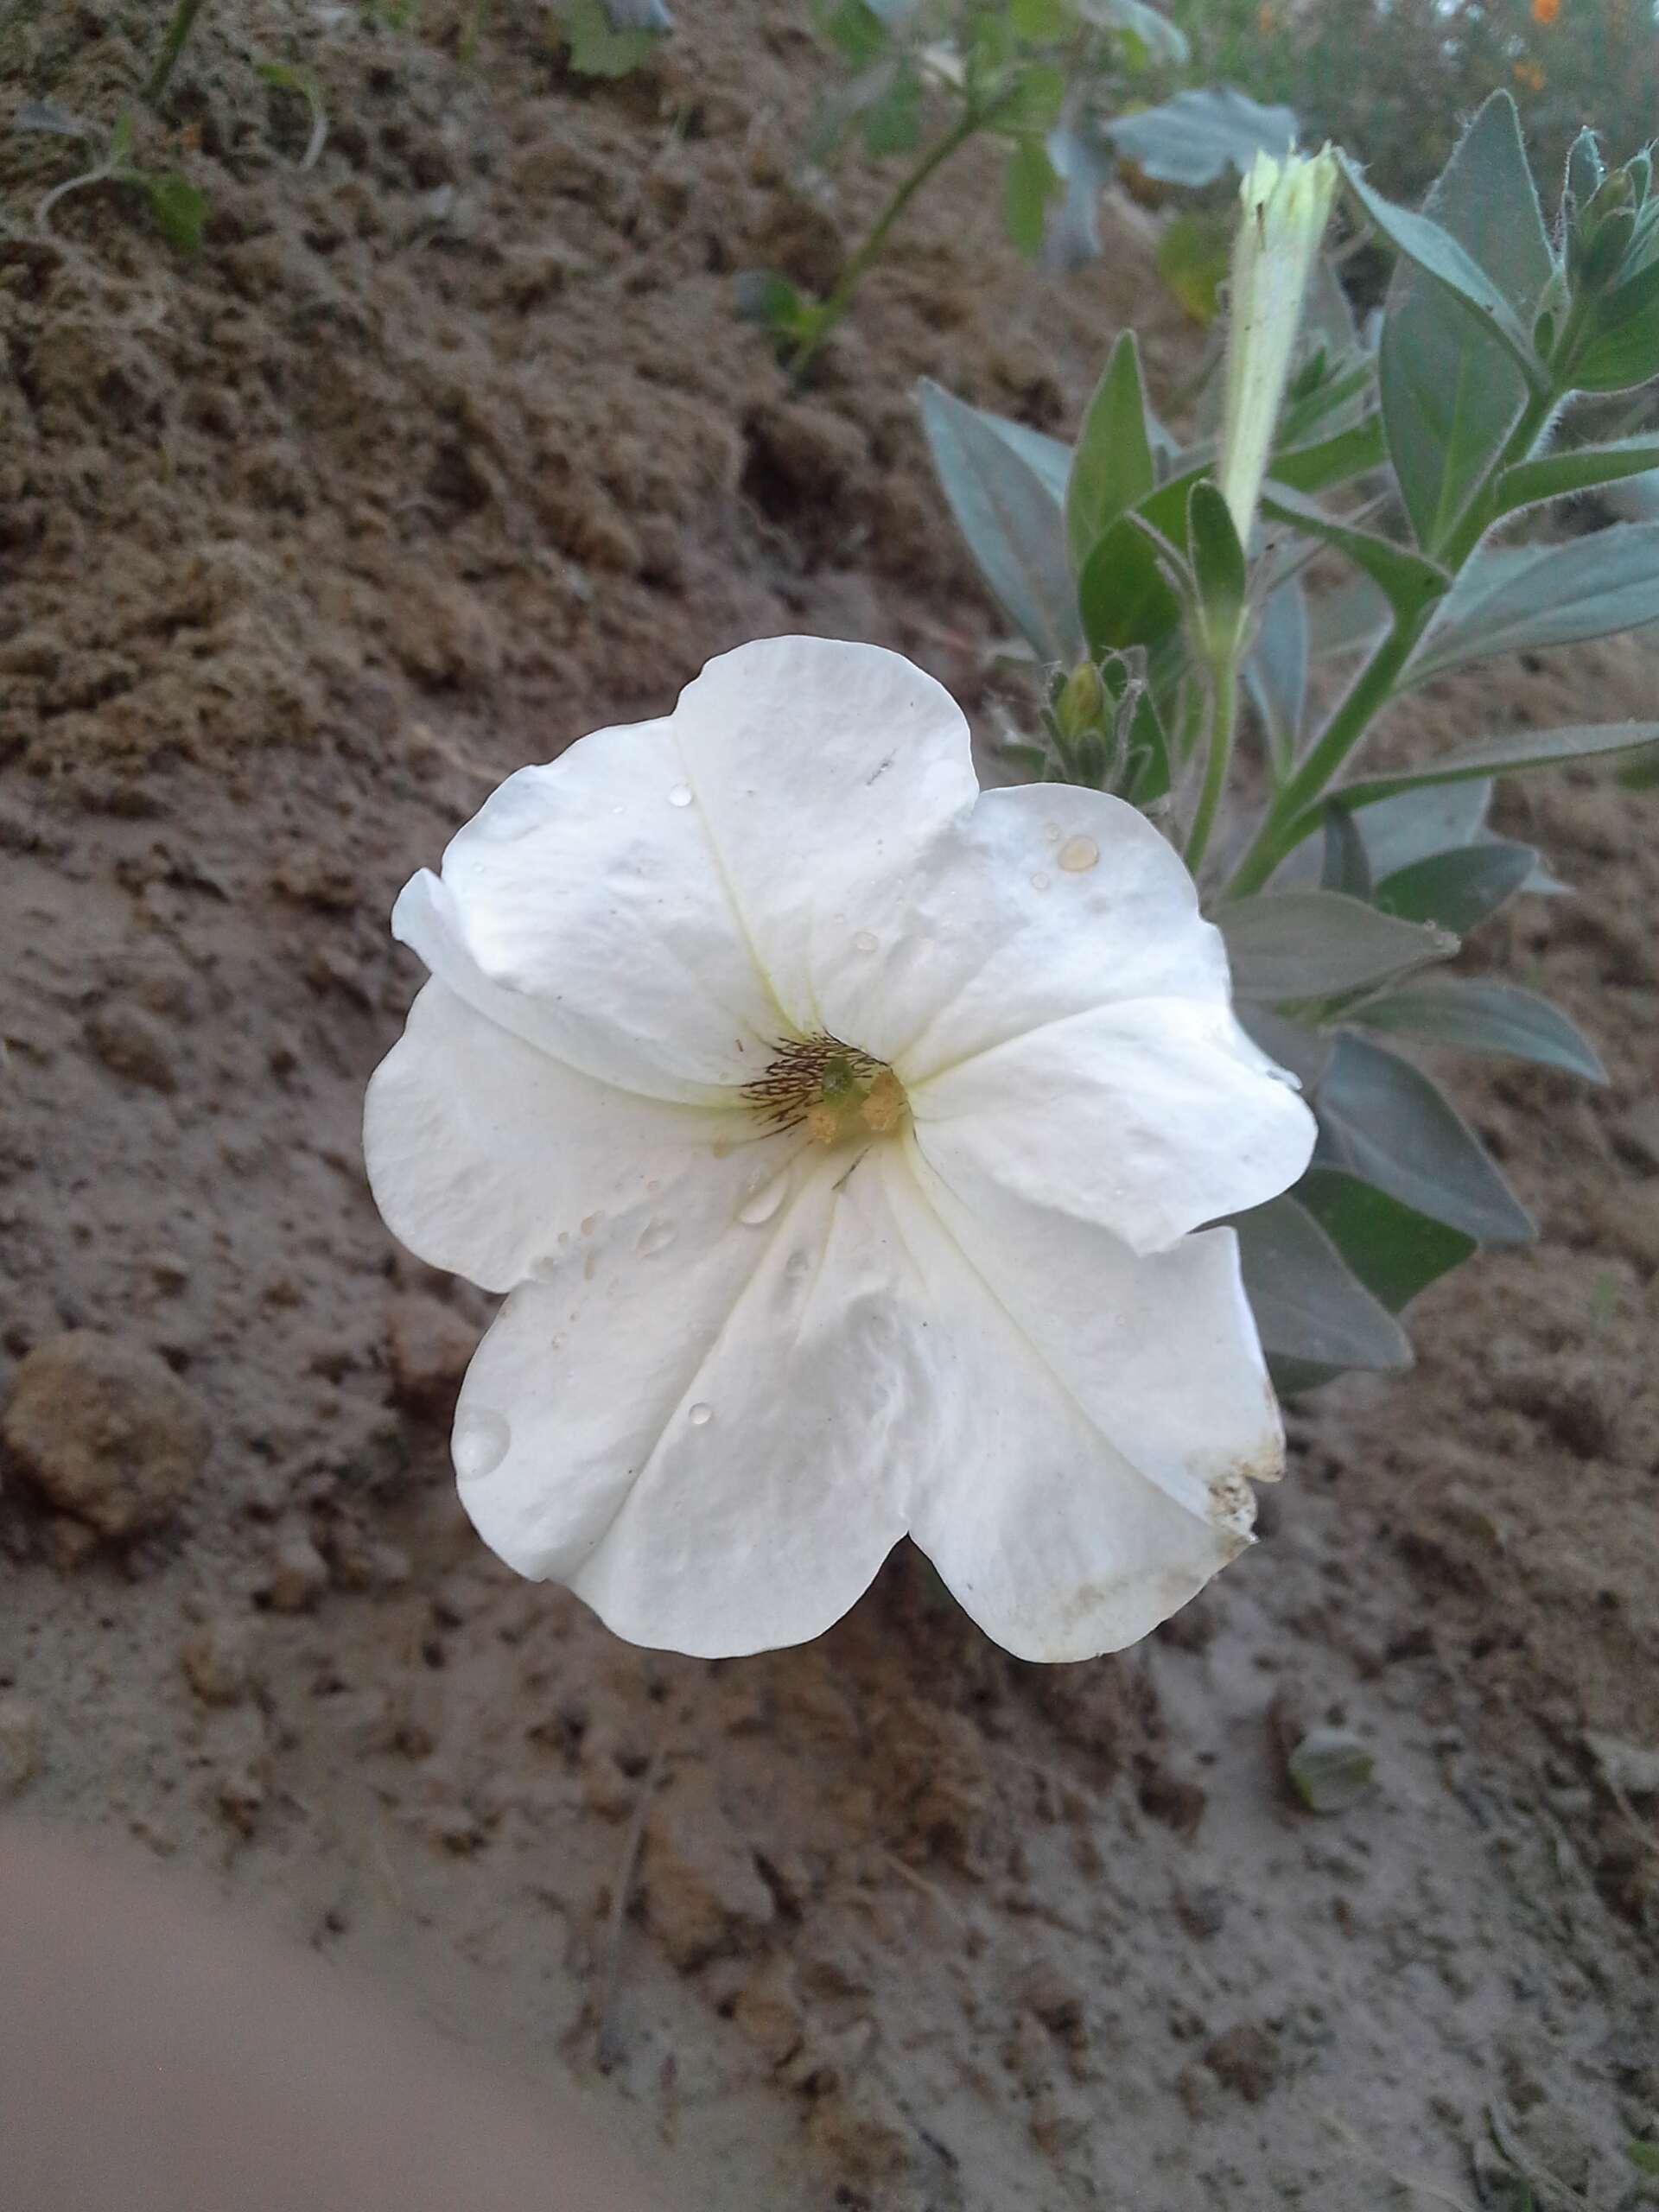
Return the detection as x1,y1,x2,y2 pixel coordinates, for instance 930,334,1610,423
145,0,212,106
1165,0,1659,219
741,0,1296,380
918,92,1659,1391
16,101,206,250
10,0,670,254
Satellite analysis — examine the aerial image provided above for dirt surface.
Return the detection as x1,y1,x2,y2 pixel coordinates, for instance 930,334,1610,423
2,7,1656,2208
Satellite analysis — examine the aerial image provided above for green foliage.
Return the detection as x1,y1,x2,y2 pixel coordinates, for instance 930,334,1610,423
562,0,667,79
745,0,1294,378
1164,0,1659,217
1376,92,1551,560
1066,335,1157,570
917,89,1659,1390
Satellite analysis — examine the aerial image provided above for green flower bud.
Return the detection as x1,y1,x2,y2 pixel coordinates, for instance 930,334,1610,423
1573,204,1637,295
1056,658,1104,741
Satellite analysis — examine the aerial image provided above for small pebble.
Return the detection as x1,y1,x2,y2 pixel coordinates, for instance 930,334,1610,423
84,1005,178,1093
264,1532,329,1613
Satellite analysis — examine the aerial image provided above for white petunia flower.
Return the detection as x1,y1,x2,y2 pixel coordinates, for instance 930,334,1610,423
365,637,1315,1662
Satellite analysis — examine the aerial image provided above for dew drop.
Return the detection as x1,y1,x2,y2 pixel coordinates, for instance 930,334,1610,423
550,1333,565,1352
453,1409,510,1483
1043,820,1062,844
1030,871,1050,892
688,1402,714,1427
853,929,879,954
737,1171,788,1227
711,1139,733,1159
636,1216,677,1256
582,1249,597,1281
1058,834,1100,874
784,1248,812,1282
580,1213,600,1236
527,1252,562,1283
667,783,694,808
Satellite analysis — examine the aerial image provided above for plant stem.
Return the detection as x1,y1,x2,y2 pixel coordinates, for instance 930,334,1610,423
786,103,987,385
145,0,209,105
1224,619,1414,895
1222,377,1564,899
1184,652,1239,876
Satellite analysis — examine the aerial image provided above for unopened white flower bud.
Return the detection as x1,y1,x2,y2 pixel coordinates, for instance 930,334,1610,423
1217,146,1340,547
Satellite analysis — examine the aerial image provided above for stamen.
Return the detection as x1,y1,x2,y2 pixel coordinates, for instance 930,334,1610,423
741,1033,908,1144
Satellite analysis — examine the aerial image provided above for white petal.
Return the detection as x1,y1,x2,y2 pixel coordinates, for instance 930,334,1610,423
392,719,787,1102
365,981,797,1294
827,783,1238,1075
665,636,979,1036
892,1142,1281,1661
449,1145,918,1656
912,995,1315,1256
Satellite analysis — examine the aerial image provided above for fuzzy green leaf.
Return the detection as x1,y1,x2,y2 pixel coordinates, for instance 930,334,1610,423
1315,1033,1535,1244
1217,890,1454,1002
1107,86,1298,188
1498,436,1659,514
1348,979,1606,1081
1258,486,1450,626
1372,839,1535,933
1327,723,1659,817
1232,1194,1412,1372
1338,149,1544,397
1408,526,1659,682
1066,334,1155,574
1375,93,1553,556
918,379,1080,663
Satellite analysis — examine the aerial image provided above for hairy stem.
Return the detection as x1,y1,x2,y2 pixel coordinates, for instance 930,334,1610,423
1184,652,1239,876
1223,375,1563,899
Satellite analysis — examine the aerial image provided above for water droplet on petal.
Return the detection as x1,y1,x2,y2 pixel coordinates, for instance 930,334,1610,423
853,929,879,954
636,1217,677,1256
667,783,693,808
1058,835,1100,874
580,1214,600,1236
1030,871,1050,892
527,1252,562,1282
785,1248,812,1282
688,1402,714,1427
1043,820,1062,844
583,1249,597,1281
454,1409,510,1483
737,1170,789,1227
711,1139,733,1159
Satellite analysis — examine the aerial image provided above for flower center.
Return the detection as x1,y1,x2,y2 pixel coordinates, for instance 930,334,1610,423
741,1034,909,1146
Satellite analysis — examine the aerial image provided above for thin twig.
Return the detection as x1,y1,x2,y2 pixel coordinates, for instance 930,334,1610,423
594,1744,666,2072
878,1849,965,1924
1322,2111,1478,2212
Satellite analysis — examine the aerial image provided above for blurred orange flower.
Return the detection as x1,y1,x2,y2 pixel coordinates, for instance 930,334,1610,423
1532,0,1560,22
1513,58,1547,88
